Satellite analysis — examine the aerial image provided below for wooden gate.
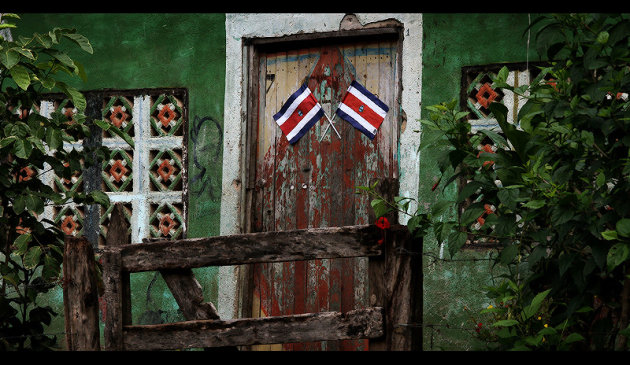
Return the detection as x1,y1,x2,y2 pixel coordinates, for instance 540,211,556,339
62,203,422,351
245,29,401,351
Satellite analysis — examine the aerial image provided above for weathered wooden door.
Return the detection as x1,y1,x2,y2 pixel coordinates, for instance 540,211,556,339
249,34,400,351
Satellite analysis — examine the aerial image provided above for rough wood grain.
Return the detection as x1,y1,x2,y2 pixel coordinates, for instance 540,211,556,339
368,225,423,351
122,307,383,351
106,224,383,273
103,203,130,350
102,244,124,350
63,236,101,351
368,176,422,351
158,268,220,321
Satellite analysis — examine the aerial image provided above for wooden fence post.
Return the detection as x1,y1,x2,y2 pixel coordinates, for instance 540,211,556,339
368,177,423,351
103,203,131,350
63,236,101,351
368,226,423,351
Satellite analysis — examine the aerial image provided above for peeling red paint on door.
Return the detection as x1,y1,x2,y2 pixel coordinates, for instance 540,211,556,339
252,40,398,351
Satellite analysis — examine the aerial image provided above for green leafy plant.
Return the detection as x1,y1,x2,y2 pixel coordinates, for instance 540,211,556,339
0,14,109,350
360,13,630,350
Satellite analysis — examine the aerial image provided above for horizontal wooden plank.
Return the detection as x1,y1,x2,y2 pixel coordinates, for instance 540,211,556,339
105,224,389,273
122,307,384,350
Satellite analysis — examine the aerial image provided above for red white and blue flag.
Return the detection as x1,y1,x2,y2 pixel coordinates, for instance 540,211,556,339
273,83,325,145
335,80,389,140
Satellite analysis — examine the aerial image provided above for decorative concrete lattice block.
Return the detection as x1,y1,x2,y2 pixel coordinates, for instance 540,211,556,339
37,89,187,245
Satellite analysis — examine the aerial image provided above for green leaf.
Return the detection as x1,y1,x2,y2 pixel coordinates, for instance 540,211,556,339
448,231,467,258
58,83,86,111
9,64,31,90
522,289,551,320
87,190,110,207
1,13,20,19
0,136,17,148
596,172,606,188
11,47,35,60
607,243,630,271
25,195,44,214
430,199,452,218
0,48,20,68
63,33,93,54
42,255,61,282
407,215,424,235
94,118,134,148
13,233,32,255
45,127,62,151
23,246,42,270
460,207,485,226
602,230,618,241
50,50,76,70
562,332,585,344
616,218,630,238
499,244,519,265
596,31,609,44
496,66,510,83
371,199,391,218
492,319,519,327
12,195,25,214
34,33,53,48
456,181,483,203
2,273,19,287
478,129,508,148
522,200,546,210
490,102,529,161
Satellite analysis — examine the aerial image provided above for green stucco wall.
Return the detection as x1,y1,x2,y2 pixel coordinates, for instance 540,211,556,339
15,13,227,348
11,12,544,350
419,13,543,350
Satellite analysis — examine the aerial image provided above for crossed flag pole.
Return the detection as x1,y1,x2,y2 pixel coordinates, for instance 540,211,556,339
273,80,389,145
319,110,342,142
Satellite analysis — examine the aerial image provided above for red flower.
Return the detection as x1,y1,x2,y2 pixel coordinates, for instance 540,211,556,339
376,216,390,229
377,238,384,245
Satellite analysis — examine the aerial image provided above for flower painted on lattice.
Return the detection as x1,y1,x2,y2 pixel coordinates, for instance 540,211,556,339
17,166,35,183
149,149,183,192
53,206,84,236
149,203,184,240
102,96,134,138
150,94,184,136
102,149,133,192
466,72,505,119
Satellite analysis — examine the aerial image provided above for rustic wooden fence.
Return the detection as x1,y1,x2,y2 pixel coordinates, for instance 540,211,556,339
63,203,422,351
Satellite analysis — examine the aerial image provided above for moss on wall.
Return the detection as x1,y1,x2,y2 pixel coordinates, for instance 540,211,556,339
419,13,543,350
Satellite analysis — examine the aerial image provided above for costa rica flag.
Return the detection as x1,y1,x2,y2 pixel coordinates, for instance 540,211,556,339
273,83,325,144
335,80,389,139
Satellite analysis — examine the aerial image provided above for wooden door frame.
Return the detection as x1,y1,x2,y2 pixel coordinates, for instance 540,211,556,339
220,14,424,322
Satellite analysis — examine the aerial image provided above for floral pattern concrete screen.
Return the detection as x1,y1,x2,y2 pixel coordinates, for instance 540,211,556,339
462,64,533,133
38,89,187,246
